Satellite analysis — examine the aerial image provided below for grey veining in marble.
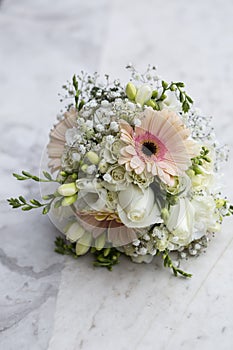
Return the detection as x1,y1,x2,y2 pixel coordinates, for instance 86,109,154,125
1,0,233,349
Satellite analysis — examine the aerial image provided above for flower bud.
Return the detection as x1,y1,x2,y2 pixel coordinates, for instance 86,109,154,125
98,161,108,173
135,84,152,105
145,99,156,108
86,151,100,165
193,165,203,175
81,164,88,172
61,194,78,206
71,173,78,180
152,90,158,98
58,182,78,197
75,232,92,255
126,82,137,100
215,199,226,209
95,232,106,250
66,222,85,242
162,80,169,89
170,84,177,91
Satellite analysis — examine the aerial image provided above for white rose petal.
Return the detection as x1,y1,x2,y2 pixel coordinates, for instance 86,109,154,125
166,198,195,246
117,184,162,228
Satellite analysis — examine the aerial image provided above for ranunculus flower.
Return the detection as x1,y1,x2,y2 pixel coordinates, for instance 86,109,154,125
117,184,162,228
103,165,130,191
102,138,125,164
166,198,195,246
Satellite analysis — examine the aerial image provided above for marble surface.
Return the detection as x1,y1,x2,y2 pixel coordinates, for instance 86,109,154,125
1,0,233,349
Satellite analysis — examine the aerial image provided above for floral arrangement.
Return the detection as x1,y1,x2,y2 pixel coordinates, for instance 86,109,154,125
8,64,232,277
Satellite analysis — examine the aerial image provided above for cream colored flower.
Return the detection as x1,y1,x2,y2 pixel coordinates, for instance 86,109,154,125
117,184,162,228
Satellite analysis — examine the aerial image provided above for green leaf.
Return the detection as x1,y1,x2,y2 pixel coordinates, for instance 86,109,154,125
42,205,51,215
179,91,184,103
22,206,33,211
42,194,54,200
43,171,52,180
54,198,63,208
72,74,78,90
186,95,193,103
176,82,185,88
182,100,190,113
30,199,42,206
19,196,27,204
78,99,85,111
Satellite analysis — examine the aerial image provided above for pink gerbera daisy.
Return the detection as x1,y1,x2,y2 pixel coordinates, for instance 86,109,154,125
118,108,197,186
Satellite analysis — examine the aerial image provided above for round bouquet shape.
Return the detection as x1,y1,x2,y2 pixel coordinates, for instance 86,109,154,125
9,65,232,276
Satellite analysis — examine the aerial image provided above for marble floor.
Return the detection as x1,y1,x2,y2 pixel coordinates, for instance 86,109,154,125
0,0,233,349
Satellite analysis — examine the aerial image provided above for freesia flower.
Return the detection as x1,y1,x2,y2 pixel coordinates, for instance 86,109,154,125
135,84,152,105
117,184,162,228
75,179,107,211
119,108,198,186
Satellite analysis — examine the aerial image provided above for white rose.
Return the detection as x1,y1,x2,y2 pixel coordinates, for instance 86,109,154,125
117,184,162,228
166,198,195,246
103,165,131,191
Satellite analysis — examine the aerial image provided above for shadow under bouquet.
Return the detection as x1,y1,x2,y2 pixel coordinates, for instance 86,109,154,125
8,64,233,277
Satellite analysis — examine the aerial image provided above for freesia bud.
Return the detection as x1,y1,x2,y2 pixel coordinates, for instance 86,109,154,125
66,222,85,242
86,151,100,165
58,182,78,196
75,232,92,255
98,161,108,173
145,100,156,108
135,84,152,105
126,82,137,100
95,232,106,250
61,194,78,206
215,199,226,208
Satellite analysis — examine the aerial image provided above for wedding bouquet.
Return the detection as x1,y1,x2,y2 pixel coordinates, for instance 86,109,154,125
8,64,232,277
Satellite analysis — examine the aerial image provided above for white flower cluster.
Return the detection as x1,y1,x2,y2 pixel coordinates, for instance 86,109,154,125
47,65,231,271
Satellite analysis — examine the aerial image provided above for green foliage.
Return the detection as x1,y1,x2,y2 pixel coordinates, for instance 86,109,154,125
8,169,63,214
191,146,211,174
92,247,121,271
7,196,49,213
162,250,192,278
54,236,78,258
72,74,81,109
156,80,193,113
13,170,57,183
54,236,121,271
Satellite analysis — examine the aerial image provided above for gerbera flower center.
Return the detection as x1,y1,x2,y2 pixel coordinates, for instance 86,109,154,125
142,141,157,157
